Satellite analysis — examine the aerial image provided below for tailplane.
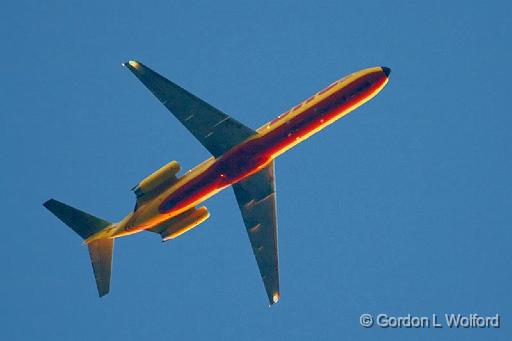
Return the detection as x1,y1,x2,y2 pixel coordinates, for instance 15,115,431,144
87,238,114,296
43,199,114,297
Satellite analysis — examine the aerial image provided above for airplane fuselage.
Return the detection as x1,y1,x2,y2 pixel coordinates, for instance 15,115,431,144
107,66,389,238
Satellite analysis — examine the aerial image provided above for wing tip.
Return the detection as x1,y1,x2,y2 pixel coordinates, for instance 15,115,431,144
122,60,142,69
98,290,109,297
43,198,55,209
268,292,280,307
98,287,110,297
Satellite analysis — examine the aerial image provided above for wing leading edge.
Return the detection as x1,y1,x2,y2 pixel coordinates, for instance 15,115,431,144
232,162,280,305
123,60,256,157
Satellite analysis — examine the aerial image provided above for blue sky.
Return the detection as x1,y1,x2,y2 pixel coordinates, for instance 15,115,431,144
2,1,511,340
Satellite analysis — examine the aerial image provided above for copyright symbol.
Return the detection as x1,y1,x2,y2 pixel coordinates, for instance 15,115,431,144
360,313,373,328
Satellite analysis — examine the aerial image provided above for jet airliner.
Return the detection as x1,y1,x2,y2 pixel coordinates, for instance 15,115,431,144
44,61,391,305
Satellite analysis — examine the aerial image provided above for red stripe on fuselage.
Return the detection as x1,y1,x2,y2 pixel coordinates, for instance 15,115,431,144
159,70,387,214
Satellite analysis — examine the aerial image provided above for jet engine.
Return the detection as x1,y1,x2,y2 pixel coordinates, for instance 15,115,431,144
156,206,210,241
132,160,181,198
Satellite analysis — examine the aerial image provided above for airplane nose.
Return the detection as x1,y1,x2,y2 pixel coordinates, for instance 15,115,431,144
381,66,391,77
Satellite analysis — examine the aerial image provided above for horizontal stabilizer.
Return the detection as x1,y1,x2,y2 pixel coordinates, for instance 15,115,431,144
43,199,111,239
88,238,114,297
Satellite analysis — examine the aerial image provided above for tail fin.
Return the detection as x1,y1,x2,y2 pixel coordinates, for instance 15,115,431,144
43,199,114,297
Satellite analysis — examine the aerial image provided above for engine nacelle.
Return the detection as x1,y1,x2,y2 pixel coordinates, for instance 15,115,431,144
133,160,181,197
159,206,210,241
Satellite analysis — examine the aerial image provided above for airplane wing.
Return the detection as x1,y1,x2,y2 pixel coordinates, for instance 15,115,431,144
124,60,256,157
232,162,280,305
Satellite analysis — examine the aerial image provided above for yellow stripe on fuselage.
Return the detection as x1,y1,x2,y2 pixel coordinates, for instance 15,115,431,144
257,67,386,160
256,67,382,136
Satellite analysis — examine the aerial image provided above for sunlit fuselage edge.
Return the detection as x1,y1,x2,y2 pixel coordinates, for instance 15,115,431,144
115,66,389,236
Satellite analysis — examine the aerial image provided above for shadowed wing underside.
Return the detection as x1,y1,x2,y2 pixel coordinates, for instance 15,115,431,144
123,60,256,157
232,162,279,305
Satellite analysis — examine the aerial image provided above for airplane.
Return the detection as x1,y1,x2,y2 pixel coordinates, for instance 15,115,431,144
43,61,391,305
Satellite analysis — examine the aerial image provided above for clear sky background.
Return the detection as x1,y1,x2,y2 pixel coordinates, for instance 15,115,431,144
2,1,511,340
